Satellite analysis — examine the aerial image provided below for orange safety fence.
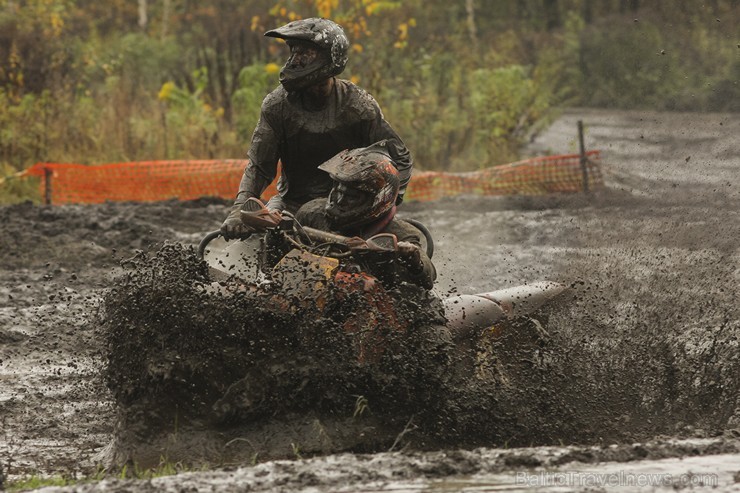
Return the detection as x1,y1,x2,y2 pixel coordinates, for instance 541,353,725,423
405,151,603,202
22,151,602,205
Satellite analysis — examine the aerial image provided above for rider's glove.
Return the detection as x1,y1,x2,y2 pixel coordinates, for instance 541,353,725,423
220,203,255,240
397,241,424,274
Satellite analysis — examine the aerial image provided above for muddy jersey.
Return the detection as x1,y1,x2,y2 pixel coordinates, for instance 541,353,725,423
238,79,413,206
294,198,436,290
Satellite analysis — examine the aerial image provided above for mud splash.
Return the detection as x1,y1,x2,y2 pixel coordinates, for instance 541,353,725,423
98,189,739,467
98,243,464,466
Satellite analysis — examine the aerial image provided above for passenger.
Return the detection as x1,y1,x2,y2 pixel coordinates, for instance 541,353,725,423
295,142,435,290
221,18,413,239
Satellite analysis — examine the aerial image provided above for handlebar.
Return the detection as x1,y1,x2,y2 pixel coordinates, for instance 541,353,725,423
197,230,223,259
197,230,253,259
199,198,432,261
197,225,398,261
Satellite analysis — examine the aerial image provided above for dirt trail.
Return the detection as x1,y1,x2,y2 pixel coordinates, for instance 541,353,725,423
1,109,738,491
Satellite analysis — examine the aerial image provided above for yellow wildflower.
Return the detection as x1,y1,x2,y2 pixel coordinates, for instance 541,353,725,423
265,63,280,75
158,81,175,101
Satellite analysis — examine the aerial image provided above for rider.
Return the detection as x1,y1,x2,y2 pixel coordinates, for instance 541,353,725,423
221,18,413,239
294,141,436,290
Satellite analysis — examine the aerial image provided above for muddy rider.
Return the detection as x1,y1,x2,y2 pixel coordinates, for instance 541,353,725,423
294,142,435,290
221,18,413,239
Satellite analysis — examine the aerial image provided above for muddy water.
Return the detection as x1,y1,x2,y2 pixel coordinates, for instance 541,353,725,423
1,110,739,491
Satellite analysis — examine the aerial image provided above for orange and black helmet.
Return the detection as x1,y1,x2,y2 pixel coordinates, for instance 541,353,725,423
319,141,400,229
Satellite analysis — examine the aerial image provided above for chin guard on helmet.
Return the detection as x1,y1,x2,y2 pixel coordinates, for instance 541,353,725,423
265,18,350,92
319,141,400,230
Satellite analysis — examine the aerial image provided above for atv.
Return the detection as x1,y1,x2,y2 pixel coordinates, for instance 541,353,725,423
198,198,568,367
100,198,569,467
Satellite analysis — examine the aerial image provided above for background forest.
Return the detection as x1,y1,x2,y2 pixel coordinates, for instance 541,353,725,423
1,0,738,200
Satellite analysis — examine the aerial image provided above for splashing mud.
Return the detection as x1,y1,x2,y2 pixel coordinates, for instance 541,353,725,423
99,243,462,466
97,190,739,467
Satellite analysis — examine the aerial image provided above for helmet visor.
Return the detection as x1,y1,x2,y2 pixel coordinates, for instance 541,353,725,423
325,183,374,227
279,41,331,90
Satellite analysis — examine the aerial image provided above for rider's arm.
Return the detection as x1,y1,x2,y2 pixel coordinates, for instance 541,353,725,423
240,113,280,204
222,111,281,237
397,241,436,290
389,221,436,290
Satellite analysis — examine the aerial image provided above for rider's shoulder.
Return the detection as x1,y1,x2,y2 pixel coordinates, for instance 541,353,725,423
336,79,381,119
386,218,424,246
261,85,290,113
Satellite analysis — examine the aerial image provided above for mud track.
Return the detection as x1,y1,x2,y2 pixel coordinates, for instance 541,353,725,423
1,109,738,491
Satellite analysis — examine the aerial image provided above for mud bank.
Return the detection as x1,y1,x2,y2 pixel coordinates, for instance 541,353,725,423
1,109,739,490
32,438,740,492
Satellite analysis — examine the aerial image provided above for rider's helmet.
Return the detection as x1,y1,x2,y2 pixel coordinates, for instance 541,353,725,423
265,18,350,92
319,141,400,230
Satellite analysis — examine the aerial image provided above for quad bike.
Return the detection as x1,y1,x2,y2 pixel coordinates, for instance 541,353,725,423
100,199,571,468
198,198,569,367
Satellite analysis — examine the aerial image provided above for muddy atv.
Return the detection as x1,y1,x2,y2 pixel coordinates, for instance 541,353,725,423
197,198,569,390
199,198,569,364
100,199,569,467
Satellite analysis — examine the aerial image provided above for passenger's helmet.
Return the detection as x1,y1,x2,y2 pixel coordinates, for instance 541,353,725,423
319,141,400,230
265,18,350,92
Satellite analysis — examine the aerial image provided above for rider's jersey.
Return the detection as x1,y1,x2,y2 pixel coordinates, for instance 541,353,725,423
241,79,413,205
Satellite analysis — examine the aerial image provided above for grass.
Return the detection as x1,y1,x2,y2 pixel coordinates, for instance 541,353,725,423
0,173,41,205
6,458,207,492
7,475,77,492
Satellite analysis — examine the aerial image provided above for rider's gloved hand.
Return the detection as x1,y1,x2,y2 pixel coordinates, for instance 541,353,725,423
397,241,424,273
220,204,255,240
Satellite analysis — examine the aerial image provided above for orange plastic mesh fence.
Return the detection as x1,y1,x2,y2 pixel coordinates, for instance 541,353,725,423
23,151,602,205
24,160,269,205
405,151,603,202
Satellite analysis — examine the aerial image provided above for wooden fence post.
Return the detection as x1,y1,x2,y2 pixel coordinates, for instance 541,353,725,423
578,120,590,194
44,167,52,205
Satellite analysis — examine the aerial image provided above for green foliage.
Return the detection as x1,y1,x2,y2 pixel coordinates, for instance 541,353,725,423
577,20,682,109
7,475,75,492
107,33,182,92
232,63,278,143
0,171,40,205
569,14,738,111
158,68,232,159
707,59,740,112
1,0,738,202
382,54,557,170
